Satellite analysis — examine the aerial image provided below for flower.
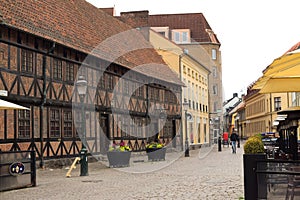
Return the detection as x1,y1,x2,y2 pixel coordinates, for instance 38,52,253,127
109,141,131,152
146,141,164,149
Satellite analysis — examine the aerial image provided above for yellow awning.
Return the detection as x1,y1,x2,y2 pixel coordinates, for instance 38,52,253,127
259,77,300,93
252,49,300,93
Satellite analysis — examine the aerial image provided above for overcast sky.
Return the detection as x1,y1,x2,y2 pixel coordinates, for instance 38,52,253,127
86,0,300,100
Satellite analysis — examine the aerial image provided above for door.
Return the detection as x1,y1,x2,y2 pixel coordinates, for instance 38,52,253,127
99,114,109,154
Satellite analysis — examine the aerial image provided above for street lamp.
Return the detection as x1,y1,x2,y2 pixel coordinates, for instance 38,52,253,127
76,75,88,176
183,100,189,157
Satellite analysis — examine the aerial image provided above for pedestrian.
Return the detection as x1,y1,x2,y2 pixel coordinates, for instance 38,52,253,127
230,131,238,154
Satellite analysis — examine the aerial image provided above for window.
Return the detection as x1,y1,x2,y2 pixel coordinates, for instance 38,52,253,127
21,49,33,73
213,85,218,95
50,109,60,138
174,32,180,42
212,49,217,60
99,74,106,89
53,59,62,80
123,80,129,94
182,32,188,42
66,63,74,81
213,102,218,112
274,97,281,111
183,65,186,74
135,85,144,97
172,29,190,43
18,110,30,138
158,31,165,37
154,89,160,101
107,74,113,90
212,67,217,78
63,110,72,137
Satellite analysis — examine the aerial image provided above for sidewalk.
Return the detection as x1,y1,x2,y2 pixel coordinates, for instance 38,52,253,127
1,144,245,200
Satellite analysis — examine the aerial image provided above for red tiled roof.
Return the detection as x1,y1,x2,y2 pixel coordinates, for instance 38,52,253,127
148,13,220,44
0,0,183,86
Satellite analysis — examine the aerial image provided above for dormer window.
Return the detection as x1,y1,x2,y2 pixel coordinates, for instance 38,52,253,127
171,29,190,44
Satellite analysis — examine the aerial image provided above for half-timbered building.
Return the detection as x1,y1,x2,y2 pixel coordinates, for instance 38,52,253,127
0,0,183,165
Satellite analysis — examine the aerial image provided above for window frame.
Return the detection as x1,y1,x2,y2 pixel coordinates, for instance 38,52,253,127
53,58,63,80
18,109,31,139
21,49,33,73
63,110,73,138
274,97,282,111
50,109,61,138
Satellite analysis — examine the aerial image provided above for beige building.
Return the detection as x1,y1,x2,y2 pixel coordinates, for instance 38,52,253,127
149,30,210,147
149,14,222,144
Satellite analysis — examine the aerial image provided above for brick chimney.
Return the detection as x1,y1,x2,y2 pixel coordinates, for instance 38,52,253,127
100,7,115,16
119,10,149,28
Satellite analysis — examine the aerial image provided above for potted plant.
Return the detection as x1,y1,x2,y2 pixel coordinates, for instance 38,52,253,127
243,134,267,200
107,141,132,168
145,141,166,161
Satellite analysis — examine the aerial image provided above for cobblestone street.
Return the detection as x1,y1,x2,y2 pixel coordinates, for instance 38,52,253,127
1,144,244,200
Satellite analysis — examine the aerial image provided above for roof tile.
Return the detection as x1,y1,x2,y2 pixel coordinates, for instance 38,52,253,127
0,0,182,85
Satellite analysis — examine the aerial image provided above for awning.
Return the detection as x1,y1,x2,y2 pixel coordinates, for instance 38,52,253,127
277,106,300,120
252,49,300,93
0,99,30,110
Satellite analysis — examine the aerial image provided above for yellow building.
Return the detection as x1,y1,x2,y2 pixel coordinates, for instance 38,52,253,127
244,88,291,137
149,30,210,147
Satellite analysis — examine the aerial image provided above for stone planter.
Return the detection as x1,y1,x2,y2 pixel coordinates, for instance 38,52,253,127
107,151,131,168
146,148,166,161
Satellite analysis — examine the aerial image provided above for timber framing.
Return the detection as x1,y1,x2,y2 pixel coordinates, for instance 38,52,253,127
0,24,182,161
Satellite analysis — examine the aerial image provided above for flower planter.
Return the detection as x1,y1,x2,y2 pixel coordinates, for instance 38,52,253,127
146,148,166,161
243,153,267,200
107,151,131,168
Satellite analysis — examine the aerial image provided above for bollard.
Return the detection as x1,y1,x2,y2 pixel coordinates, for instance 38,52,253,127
218,137,222,152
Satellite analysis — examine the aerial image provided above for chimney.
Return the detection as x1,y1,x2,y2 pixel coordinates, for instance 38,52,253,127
233,93,238,98
119,10,149,28
100,7,115,16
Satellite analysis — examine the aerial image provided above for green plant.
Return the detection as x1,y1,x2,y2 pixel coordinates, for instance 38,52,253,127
146,142,164,149
244,135,265,154
254,133,263,140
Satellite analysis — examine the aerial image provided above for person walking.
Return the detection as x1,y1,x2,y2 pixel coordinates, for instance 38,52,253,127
230,131,238,154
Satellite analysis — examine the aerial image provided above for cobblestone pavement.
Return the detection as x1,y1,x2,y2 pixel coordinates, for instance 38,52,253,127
1,144,245,200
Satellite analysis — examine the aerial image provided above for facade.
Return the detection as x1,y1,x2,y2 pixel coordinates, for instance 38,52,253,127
149,30,210,147
117,11,222,145
148,13,223,144
0,0,183,164
243,86,290,138
222,93,241,134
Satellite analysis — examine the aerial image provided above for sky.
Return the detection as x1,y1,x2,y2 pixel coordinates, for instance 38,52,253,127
86,0,300,100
